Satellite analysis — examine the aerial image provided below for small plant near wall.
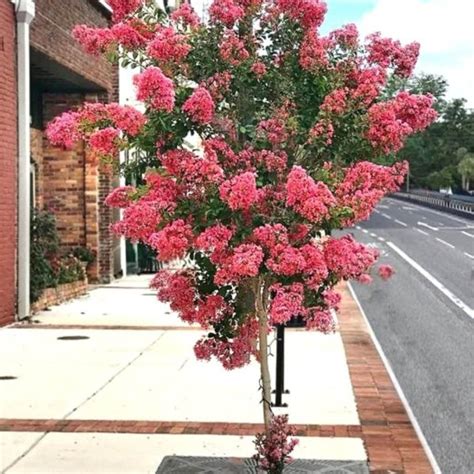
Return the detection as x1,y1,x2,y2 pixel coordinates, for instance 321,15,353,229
46,0,437,470
30,210,87,302
72,246,96,267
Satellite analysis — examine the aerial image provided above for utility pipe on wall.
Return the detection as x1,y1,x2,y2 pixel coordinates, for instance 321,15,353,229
15,0,35,320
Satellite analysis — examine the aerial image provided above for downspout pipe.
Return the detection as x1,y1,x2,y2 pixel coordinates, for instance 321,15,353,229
15,0,35,320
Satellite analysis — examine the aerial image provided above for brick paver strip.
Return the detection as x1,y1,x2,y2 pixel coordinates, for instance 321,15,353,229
338,282,433,473
3,283,434,472
0,420,361,437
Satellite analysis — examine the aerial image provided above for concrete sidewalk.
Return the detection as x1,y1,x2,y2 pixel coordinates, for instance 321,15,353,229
0,276,433,473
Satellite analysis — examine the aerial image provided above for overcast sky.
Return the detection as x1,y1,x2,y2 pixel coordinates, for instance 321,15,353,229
189,0,474,107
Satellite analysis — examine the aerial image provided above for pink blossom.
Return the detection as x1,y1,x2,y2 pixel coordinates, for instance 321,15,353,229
147,27,191,65
348,66,386,107
171,3,201,28
255,150,288,174
358,274,373,285
378,264,395,280
148,220,193,261
230,244,264,277
267,245,306,276
106,103,146,136
254,415,298,471
182,87,215,124
142,172,181,212
195,224,234,253
300,243,328,288
269,283,306,325
219,172,259,210
252,224,289,250
323,289,341,310
111,202,160,242
324,235,379,279
330,23,359,49
72,25,114,55
299,30,330,71
111,20,151,49
105,186,135,208
203,72,233,101
286,166,336,222
46,112,81,149
305,309,334,332
251,61,267,77
108,0,142,22
276,0,327,30
151,270,196,321
209,0,244,27
366,33,420,78
219,32,250,66
308,119,334,145
194,318,259,369
321,88,348,115
88,127,120,156
133,66,175,112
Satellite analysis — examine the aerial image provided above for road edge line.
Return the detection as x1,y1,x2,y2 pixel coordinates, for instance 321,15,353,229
387,241,474,319
347,282,442,474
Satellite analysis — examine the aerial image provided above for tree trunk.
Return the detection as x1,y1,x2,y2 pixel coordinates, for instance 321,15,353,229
256,277,272,431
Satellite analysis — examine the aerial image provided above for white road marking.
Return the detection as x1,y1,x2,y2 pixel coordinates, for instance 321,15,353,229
356,226,362,230
382,213,392,220
395,219,407,227
418,221,439,231
373,209,380,214
465,252,474,259
362,229,368,234
435,237,455,249
347,283,443,474
402,206,416,211
461,231,474,238
387,242,474,320
415,228,429,236
370,233,377,238
378,236,385,242
378,205,389,209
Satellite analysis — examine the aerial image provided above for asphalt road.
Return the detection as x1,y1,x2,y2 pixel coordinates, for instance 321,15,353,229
341,197,474,474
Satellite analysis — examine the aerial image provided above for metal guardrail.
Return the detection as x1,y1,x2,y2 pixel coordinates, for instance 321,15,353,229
392,192,474,218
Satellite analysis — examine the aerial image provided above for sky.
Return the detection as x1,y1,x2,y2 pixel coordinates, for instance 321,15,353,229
190,0,474,107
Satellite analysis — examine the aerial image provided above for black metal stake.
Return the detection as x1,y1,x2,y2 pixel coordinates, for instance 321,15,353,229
272,324,289,407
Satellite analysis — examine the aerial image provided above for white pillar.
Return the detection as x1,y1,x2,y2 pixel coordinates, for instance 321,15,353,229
16,0,35,320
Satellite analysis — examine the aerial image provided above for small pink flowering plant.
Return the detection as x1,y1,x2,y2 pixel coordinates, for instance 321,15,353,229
47,0,436,469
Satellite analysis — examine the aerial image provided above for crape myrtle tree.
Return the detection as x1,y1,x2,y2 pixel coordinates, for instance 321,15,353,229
47,0,437,470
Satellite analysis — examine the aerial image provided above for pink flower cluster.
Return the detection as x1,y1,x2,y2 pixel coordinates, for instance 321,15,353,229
72,25,113,55
105,186,135,208
348,66,386,107
366,92,437,153
305,308,334,332
276,0,327,29
286,166,336,222
148,220,193,261
366,33,420,78
269,283,305,325
251,61,267,77
254,414,298,472
46,111,81,149
147,27,191,65
109,0,142,22
204,72,233,101
219,32,249,66
111,20,153,49
308,119,334,145
299,31,329,71
171,3,201,29
378,264,395,280
182,87,215,124
323,235,379,279
88,127,120,156
336,161,408,224
194,318,259,369
143,172,181,212
106,103,146,136
255,150,288,174
112,203,160,242
219,172,259,210
321,88,348,115
133,66,175,112
209,0,244,27
330,23,359,49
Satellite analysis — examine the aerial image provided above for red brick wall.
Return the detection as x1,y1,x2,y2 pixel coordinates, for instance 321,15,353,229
0,1,17,325
30,0,113,91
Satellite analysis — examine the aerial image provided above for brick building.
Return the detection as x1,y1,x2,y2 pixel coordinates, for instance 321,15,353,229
0,0,122,326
